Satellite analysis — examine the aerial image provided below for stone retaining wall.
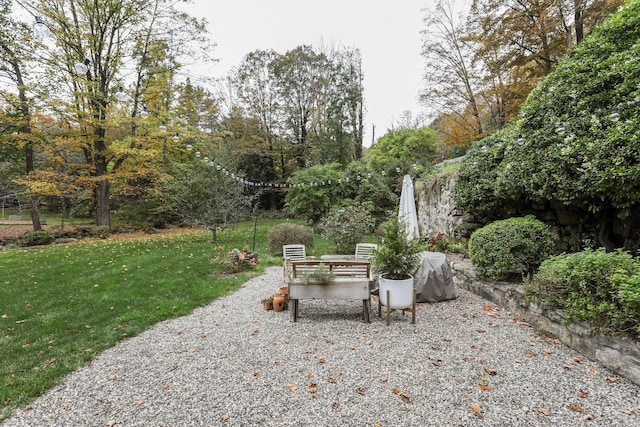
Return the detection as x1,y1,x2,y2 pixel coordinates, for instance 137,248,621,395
447,254,640,386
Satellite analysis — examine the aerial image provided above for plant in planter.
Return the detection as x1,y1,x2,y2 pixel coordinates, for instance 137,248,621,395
262,297,273,310
298,263,336,285
373,219,423,324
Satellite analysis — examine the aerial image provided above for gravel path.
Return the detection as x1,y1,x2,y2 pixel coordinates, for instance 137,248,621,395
4,266,639,426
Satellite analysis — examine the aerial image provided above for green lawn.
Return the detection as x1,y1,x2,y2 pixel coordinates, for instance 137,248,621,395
0,219,334,421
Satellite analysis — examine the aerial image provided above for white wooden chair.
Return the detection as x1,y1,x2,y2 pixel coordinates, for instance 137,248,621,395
283,244,314,281
355,243,379,293
355,243,378,260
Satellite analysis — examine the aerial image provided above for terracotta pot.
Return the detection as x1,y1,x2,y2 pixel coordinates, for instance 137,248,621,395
273,295,285,312
263,301,273,310
279,286,290,302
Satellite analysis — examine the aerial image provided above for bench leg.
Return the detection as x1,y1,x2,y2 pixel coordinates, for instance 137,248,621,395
412,289,416,324
363,299,371,323
290,299,299,322
386,290,391,326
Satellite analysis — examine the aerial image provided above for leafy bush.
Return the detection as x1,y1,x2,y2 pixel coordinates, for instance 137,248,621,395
468,216,557,280
318,202,376,254
424,232,468,254
21,230,55,246
525,248,640,337
268,223,314,254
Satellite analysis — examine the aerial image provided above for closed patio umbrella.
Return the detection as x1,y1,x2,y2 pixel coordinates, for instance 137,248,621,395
398,174,419,241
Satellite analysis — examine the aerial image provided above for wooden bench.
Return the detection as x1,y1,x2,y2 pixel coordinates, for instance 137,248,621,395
286,260,373,323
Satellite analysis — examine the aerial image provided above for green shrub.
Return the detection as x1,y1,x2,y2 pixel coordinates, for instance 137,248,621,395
319,202,376,254
268,223,314,254
468,216,557,280
525,248,640,337
21,230,55,246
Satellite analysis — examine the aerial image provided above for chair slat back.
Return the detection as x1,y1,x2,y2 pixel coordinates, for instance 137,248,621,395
355,243,378,260
283,244,307,261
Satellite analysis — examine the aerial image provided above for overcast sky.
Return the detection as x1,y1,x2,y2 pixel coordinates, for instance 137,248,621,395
182,0,434,146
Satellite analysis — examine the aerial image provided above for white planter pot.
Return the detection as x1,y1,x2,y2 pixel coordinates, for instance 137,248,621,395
379,274,414,309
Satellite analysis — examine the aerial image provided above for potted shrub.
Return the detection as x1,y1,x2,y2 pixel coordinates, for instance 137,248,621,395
373,220,423,312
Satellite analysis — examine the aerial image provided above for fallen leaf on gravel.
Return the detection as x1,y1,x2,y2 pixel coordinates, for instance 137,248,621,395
478,384,493,391
308,383,318,394
356,387,365,395
562,364,572,370
134,400,144,406
380,375,388,382
286,383,297,391
318,358,326,364
537,407,550,416
106,421,116,427
571,356,583,364
328,377,336,383
221,414,230,421
577,390,589,398
432,360,442,367
253,372,259,378
483,367,497,376
470,404,483,418
606,376,621,383
250,330,259,336
392,388,410,403
476,329,486,333
332,402,340,408
483,304,492,311
162,384,169,389
622,408,634,415
109,375,117,381
543,349,553,355
525,352,534,358
568,403,583,412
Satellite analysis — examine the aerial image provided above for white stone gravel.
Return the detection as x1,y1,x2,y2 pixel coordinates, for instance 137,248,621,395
3,266,639,427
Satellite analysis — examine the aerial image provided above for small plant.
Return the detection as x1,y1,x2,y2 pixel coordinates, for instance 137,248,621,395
468,216,557,280
297,263,336,284
268,223,314,254
426,232,467,254
373,219,423,280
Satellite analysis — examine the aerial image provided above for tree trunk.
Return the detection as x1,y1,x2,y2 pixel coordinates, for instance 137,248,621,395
28,195,42,232
95,179,111,228
598,203,616,252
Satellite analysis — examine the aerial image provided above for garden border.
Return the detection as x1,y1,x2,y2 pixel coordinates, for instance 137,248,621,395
447,254,640,386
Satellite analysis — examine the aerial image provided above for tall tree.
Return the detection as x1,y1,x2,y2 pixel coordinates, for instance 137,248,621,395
19,0,213,228
0,0,43,230
420,0,485,145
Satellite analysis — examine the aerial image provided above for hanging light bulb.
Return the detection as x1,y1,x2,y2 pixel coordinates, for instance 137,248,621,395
195,150,201,158
204,156,210,162
395,167,401,173
172,132,180,143
140,106,149,119
115,86,127,102
555,122,565,135
74,58,90,75
517,135,525,145
159,122,167,132
33,16,50,38
610,107,620,122
186,144,193,151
